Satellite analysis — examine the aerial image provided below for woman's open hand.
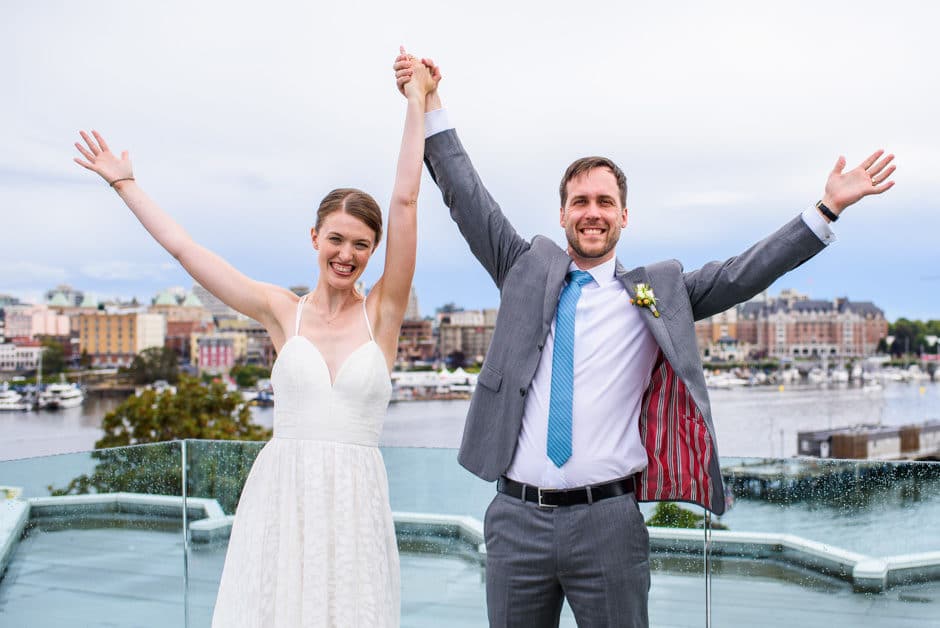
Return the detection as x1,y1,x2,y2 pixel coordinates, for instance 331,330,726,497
73,130,133,185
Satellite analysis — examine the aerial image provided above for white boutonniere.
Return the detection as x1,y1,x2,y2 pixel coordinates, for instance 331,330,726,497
630,283,660,318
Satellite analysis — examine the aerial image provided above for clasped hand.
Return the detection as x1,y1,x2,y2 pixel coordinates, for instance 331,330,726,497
394,46,440,99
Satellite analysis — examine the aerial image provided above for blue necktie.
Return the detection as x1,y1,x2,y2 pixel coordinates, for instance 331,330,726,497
547,270,593,468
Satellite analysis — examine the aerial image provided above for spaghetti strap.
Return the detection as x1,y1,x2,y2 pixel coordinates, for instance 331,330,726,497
294,294,308,337
362,295,375,342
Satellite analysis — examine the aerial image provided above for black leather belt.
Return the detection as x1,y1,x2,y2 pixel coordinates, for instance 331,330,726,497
497,475,635,508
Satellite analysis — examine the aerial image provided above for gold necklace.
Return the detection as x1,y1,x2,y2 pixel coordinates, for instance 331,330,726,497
311,293,358,326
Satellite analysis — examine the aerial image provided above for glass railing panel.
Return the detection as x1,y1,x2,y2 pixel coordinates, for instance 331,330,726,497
7,440,939,627
0,442,185,627
388,448,710,627
182,441,707,627
182,439,265,627
709,456,940,627
385,446,493,627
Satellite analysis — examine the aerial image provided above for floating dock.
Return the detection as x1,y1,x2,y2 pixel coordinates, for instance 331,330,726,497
796,420,940,461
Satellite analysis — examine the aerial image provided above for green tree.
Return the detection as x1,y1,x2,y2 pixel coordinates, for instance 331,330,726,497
229,364,271,388
646,502,728,530
888,318,919,356
125,346,180,384
51,376,271,512
96,376,268,447
886,319,940,356
39,338,66,374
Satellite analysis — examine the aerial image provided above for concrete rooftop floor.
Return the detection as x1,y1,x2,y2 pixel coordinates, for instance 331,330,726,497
1,525,939,627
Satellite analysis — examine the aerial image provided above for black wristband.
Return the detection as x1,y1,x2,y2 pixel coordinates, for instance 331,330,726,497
815,200,839,222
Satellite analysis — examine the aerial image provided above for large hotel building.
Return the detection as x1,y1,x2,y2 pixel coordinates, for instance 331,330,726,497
695,290,888,361
78,312,167,367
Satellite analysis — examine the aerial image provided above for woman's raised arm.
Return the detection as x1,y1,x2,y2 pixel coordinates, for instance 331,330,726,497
73,130,291,339
368,50,439,355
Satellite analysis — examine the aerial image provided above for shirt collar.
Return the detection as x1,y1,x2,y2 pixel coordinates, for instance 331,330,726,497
567,257,618,287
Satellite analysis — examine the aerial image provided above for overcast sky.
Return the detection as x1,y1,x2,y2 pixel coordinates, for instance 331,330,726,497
2,1,938,321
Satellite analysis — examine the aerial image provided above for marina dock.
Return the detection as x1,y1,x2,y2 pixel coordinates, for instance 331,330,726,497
723,457,940,502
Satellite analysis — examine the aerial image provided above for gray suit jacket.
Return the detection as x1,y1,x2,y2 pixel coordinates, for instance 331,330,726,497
424,129,826,514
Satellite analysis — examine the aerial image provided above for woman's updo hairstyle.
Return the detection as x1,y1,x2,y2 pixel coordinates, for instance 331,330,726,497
315,188,383,247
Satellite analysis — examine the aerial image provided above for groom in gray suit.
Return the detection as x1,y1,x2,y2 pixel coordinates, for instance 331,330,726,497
395,53,895,628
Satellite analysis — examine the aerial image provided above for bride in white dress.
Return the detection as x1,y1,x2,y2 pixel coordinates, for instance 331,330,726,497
73,51,440,627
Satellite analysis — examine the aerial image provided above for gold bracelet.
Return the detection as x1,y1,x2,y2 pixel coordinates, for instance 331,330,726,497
109,177,135,188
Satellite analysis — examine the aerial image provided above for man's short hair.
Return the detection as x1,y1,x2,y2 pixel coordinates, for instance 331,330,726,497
559,157,628,207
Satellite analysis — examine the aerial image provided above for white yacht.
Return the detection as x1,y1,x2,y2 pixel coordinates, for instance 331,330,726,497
39,383,85,409
0,387,30,411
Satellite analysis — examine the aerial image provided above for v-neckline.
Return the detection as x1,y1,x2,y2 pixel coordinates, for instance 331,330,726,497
280,335,378,388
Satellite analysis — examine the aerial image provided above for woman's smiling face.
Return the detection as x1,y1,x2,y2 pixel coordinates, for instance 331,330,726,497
311,211,377,289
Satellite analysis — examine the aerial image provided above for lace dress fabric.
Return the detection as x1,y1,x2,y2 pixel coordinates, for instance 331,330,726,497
212,296,398,627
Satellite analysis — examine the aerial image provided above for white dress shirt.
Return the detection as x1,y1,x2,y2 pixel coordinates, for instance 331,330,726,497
425,108,835,488
505,257,659,488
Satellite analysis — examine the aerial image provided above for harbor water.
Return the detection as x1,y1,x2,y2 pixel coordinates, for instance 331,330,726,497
1,381,938,558
3,381,936,461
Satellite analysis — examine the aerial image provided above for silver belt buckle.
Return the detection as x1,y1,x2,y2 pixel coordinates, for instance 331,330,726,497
537,487,558,508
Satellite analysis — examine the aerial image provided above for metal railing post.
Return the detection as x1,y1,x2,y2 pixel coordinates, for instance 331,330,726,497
704,509,712,628
181,439,190,628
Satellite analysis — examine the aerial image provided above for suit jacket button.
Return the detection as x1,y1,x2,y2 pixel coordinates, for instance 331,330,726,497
537,343,544,351
519,387,527,397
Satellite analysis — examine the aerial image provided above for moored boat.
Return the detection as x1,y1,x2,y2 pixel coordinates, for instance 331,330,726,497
38,383,85,409
0,387,31,411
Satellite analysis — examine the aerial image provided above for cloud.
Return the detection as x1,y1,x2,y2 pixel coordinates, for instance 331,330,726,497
78,261,178,282
0,262,68,286
1,0,937,320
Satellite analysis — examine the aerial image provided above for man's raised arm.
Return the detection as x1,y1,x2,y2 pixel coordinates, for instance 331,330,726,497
683,150,897,320
393,49,529,288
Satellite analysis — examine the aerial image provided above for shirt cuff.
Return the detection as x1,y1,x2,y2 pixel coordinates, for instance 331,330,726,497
425,108,453,138
801,205,836,245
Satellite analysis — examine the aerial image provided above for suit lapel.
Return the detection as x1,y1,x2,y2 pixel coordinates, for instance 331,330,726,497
542,249,573,337
616,262,679,362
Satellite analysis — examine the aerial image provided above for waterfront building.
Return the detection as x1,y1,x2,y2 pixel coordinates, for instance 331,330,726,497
149,289,213,323
78,312,167,367
695,290,888,360
405,286,421,321
47,292,70,308
101,300,150,314
438,308,498,365
0,340,43,372
438,309,483,326
59,294,102,342
2,306,34,338
216,318,274,366
191,283,239,321
191,332,248,370
0,305,70,339
436,308,500,365
245,334,276,366
43,284,84,308
73,293,100,313
394,287,433,364
195,335,236,374
397,319,436,364
166,320,215,363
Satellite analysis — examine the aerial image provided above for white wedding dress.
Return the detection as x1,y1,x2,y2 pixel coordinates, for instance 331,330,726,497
212,295,399,627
